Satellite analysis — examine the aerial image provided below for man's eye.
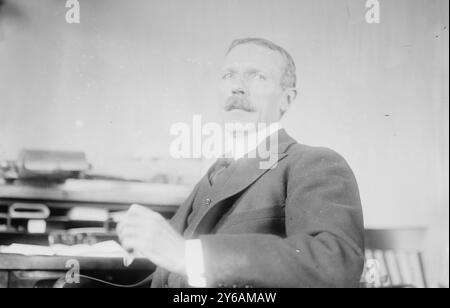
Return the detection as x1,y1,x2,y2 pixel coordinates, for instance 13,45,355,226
251,73,267,81
222,72,233,79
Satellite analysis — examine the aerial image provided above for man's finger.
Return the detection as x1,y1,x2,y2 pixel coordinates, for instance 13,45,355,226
128,204,149,215
116,220,125,235
117,226,143,245
116,220,137,237
121,238,139,253
123,253,135,267
128,204,161,219
117,212,153,231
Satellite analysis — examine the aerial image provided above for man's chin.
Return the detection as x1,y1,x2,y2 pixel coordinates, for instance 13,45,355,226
222,110,259,135
223,109,257,124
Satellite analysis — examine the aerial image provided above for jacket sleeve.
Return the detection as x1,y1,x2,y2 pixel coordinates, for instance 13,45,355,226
199,148,365,288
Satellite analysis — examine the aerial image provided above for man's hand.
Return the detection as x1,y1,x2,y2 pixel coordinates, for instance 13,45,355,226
116,204,187,275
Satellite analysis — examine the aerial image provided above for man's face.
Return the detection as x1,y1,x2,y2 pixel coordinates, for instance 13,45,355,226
218,44,289,132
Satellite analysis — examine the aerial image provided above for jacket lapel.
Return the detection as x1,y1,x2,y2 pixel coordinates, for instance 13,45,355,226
187,129,297,237
170,181,201,233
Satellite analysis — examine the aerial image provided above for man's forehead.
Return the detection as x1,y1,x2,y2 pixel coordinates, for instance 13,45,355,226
223,44,285,71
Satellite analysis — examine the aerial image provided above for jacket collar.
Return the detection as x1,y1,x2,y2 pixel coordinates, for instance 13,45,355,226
183,129,297,237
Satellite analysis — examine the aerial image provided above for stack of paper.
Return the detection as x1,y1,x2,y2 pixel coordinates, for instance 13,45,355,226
0,240,128,258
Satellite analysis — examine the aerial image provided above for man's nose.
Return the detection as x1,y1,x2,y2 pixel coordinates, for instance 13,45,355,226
231,78,247,96
232,88,246,96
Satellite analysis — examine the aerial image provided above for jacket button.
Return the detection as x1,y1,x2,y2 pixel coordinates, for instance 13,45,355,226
204,198,212,206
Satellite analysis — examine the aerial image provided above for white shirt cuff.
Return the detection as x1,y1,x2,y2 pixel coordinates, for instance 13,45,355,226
185,239,207,287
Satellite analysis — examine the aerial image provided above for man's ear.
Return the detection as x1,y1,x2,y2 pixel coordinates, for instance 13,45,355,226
279,88,297,117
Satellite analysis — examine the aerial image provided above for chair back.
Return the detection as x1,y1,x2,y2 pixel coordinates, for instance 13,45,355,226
361,228,428,288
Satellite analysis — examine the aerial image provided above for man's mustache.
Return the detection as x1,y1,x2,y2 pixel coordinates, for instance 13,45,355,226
225,96,256,112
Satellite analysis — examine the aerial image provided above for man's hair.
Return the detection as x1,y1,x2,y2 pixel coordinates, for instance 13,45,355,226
227,38,297,90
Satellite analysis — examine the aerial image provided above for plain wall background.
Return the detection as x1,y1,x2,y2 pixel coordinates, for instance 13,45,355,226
0,0,448,286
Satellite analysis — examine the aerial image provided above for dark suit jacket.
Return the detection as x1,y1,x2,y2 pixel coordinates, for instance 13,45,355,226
151,129,364,288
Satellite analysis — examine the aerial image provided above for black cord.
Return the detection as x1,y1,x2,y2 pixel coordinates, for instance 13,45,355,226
76,273,153,288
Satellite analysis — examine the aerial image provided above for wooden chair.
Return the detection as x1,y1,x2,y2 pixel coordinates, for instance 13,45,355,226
361,228,428,288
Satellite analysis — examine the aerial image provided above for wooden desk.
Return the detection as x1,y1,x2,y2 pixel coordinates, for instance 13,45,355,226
0,180,185,287
0,254,155,288
0,180,191,234
0,180,192,213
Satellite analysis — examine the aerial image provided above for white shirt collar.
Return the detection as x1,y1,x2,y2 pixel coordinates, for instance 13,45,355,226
225,122,281,160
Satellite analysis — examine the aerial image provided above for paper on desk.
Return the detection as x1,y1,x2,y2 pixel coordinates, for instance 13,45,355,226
0,243,55,256
0,240,129,258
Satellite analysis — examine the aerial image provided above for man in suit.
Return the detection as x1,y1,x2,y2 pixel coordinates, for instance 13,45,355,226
117,38,365,288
